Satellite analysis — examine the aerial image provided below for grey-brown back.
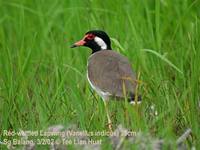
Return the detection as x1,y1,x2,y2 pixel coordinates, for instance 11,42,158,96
87,50,137,100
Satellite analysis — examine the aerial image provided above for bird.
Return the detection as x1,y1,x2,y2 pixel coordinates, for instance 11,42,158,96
71,30,141,131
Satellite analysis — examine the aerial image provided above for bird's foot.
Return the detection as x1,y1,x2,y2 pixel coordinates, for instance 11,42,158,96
106,122,113,132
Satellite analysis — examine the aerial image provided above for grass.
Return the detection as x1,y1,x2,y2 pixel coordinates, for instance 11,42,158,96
0,0,200,149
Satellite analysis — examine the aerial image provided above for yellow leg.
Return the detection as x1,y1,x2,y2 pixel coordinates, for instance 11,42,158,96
103,100,112,131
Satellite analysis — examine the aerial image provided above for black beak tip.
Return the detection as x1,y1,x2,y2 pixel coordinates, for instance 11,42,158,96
70,44,77,48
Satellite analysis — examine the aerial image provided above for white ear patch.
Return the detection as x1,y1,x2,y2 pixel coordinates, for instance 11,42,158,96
94,36,107,50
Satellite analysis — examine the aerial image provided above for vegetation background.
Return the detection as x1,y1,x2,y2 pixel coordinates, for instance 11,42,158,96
0,0,200,149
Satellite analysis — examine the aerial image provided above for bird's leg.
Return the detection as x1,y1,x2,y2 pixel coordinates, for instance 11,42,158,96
103,100,112,131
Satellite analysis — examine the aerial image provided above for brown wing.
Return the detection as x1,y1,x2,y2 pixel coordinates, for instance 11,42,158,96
88,50,137,98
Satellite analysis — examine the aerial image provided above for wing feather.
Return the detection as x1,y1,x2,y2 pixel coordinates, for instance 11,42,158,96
88,50,137,98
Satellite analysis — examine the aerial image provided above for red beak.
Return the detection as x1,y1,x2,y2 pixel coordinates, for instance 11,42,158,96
70,39,86,48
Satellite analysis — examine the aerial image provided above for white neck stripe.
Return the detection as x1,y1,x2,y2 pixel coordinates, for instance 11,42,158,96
94,36,107,50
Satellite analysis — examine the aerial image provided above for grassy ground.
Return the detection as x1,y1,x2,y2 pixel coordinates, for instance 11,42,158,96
0,0,200,149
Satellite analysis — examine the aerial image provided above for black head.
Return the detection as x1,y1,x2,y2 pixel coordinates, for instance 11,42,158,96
71,30,112,53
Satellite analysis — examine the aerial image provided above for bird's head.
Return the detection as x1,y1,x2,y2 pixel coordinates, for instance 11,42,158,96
71,30,112,53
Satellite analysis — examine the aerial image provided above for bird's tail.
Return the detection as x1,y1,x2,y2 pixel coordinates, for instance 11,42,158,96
128,93,142,105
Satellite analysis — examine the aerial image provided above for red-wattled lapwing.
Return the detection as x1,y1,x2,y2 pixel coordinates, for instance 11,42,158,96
71,30,141,131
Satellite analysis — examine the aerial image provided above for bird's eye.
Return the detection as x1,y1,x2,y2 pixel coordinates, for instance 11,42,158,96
86,34,95,40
